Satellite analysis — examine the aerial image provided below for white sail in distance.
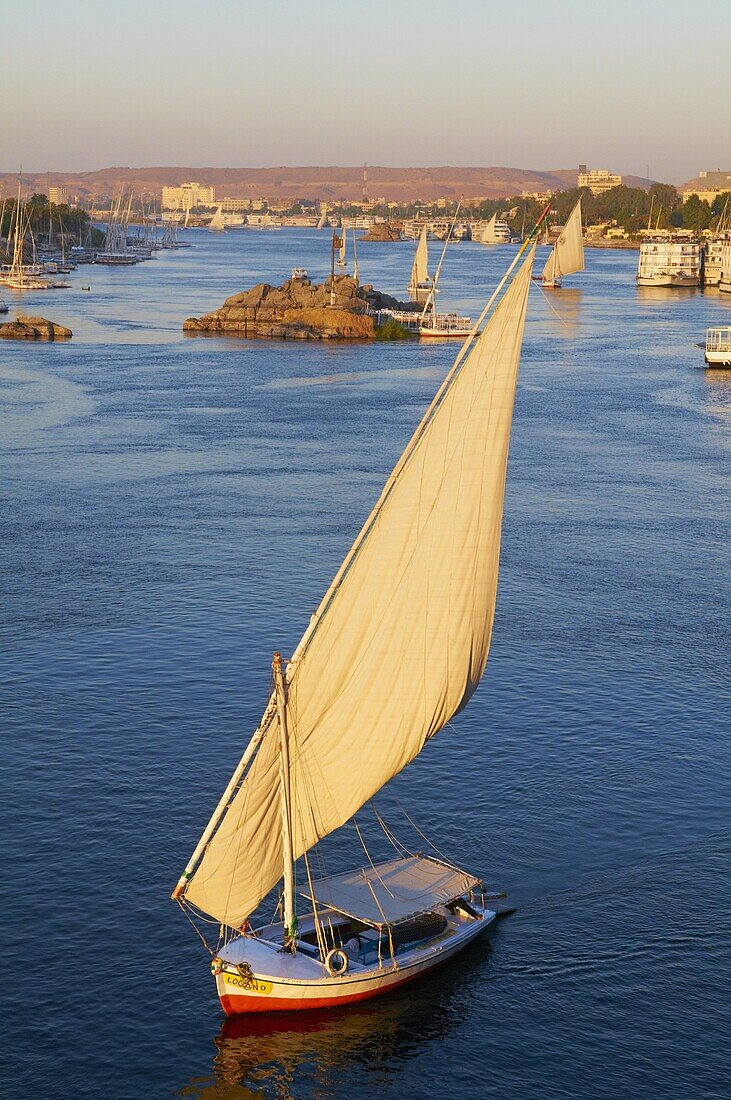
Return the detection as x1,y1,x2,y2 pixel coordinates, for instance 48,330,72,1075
339,223,347,263
409,227,429,293
317,206,328,230
183,249,536,927
542,199,584,282
209,204,225,231
481,214,498,244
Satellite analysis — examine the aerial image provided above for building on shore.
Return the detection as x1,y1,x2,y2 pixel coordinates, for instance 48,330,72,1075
521,190,554,203
578,166,623,194
48,186,67,205
161,183,216,211
681,171,731,204
220,197,268,213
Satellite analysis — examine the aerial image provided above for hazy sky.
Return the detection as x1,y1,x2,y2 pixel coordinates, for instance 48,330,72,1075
2,0,727,182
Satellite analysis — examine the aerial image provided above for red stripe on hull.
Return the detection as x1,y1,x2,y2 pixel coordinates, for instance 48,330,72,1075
221,967,422,1016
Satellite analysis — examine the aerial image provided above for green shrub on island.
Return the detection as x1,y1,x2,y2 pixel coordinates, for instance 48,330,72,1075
374,319,416,341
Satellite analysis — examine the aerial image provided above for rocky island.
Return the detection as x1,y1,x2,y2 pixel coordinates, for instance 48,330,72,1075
359,222,403,242
0,315,73,340
183,274,416,340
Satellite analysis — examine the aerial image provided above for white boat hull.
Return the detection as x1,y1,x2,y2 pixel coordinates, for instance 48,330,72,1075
213,903,497,1015
636,273,699,288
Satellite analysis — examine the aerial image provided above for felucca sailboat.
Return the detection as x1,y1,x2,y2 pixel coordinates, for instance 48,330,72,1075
336,221,347,267
208,204,226,233
173,215,549,1015
541,198,584,288
407,226,432,303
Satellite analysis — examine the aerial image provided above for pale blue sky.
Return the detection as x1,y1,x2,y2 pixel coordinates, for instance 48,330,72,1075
2,0,727,182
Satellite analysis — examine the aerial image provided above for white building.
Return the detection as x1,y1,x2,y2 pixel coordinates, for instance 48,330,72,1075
48,186,67,205
578,166,623,195
161,182,216,211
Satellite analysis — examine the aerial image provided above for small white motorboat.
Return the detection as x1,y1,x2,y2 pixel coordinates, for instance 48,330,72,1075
704,326,731,367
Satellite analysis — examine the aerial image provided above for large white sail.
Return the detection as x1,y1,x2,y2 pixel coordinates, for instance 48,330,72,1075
183,250,536,927
409,227,429,292
339,223,347,263
317,206,328,230
541,199,584,282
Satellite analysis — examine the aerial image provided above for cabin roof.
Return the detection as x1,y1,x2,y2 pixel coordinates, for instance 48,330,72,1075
300,854,481,928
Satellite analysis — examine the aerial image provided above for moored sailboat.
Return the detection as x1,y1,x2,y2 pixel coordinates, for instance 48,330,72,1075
541,198,584,288
173,217,548,1014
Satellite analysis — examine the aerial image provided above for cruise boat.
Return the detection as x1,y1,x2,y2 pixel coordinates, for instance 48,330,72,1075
704,199,730,286
718,242,731,294
702,235,730,287
637,234,701,287
172,213,551,1016
704,327,731,366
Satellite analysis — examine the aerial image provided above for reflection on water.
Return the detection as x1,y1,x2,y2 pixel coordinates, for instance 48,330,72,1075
541,287,583,335
702,366,731,423
635,285,700,304
179,938,492,1099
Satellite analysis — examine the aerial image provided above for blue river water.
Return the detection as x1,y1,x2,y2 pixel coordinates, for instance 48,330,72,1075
1,229,729,1100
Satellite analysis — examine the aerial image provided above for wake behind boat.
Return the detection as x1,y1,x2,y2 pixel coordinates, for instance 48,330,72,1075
172,210,550,1015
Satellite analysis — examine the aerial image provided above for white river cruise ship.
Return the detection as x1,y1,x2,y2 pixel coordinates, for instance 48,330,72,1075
703,234,731,286
637,234,701,287
718,242,731,294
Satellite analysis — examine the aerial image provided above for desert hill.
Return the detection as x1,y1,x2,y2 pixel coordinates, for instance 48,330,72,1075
0,165,655,204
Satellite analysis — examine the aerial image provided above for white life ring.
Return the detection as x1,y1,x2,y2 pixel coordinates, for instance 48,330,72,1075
324,947,349,977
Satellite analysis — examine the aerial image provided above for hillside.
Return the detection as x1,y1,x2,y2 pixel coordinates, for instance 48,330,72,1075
0,165,656,204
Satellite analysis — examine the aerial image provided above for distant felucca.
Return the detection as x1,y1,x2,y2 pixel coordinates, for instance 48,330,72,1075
172,206,552,1016
419,203,473,338
541,198,584,289
480,213,511,245
317,206,328,231
336,221,347,267
407,227,433,304
208,204,226,233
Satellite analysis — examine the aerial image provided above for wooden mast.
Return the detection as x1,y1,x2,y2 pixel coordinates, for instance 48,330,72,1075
272,651,296,945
